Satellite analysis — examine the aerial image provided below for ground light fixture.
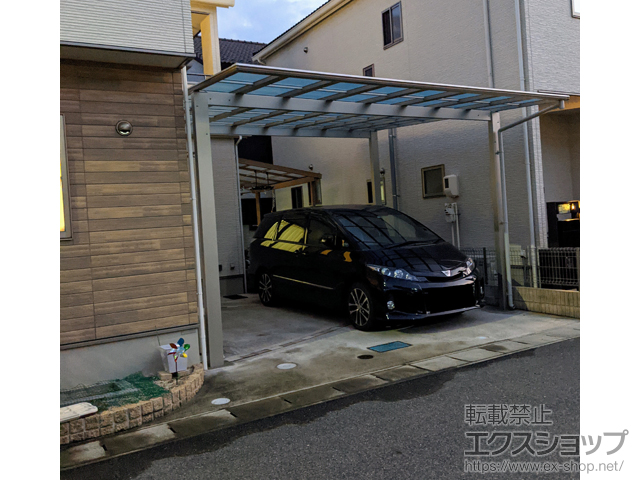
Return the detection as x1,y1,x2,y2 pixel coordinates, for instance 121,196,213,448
277,363,297,370
211,398,231,405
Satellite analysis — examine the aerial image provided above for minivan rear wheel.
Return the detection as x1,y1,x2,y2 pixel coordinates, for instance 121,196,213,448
258,272,277,306
347,283,377,331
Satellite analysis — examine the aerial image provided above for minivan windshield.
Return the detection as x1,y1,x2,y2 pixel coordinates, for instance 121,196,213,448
333,207,442,249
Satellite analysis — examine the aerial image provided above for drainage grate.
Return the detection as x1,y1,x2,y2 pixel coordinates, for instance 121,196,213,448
224,294,247,300
368,341,412,353
60,379,139,407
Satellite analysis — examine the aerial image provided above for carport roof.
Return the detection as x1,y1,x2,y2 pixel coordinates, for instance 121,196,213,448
190,63,568,138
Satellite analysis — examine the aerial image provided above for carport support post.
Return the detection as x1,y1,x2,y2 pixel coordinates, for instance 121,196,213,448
488,113,508,309
255,192,261,225
192,92,225,368
369,131,383,205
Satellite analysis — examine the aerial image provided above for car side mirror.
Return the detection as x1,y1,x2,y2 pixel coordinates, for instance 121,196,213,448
320,234,336,249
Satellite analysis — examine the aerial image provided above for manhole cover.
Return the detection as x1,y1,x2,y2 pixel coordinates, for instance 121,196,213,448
277,363,297,370
211,398,230,405
358,355,374,360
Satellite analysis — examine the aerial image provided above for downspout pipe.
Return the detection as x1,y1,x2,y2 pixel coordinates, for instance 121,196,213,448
514,0,536,249
497,101,564,309
482,0,495,88
234,136,247,293
181,66,208,370
388,128,399,210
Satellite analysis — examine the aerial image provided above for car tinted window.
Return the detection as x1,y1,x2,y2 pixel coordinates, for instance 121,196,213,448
334,208,440,249
307,217,336,247
254,215,280,240
275,214,307,243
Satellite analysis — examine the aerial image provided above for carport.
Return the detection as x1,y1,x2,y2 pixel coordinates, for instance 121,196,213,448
184,63,568,368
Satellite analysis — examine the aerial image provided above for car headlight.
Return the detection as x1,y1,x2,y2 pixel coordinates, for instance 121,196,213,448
465,257,475,276
367,264,421,282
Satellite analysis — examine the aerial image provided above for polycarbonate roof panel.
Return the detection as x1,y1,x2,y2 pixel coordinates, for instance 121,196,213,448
190,64,568,137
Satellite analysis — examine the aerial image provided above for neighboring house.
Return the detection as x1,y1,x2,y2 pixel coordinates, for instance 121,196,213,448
252,0,580,250
60,0,234,389
188,36,266,81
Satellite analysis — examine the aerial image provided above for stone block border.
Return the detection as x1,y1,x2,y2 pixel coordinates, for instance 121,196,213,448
61,363,204,445
513,287,580,318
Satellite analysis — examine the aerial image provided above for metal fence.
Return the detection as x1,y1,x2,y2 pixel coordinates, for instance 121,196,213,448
460,247,579,290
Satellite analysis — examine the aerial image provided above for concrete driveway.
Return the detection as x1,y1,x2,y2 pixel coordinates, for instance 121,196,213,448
221,294,350,362
62,297,580,470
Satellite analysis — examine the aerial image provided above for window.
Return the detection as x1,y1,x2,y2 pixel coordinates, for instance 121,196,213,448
308,180,322,206
363,64,375,77
382,3,403,48
291,186,303,209
60,115,72,239
307,217,336,247
254,215,280,239
571,0,580,18
421,165,445,198
367,179,387,205
334,208,440,250
276,214,307,244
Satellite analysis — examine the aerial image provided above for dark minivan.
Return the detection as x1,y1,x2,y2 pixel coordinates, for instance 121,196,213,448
247,205,484,330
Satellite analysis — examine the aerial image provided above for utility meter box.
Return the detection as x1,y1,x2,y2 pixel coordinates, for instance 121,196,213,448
444,203,457,223
444,175,459,197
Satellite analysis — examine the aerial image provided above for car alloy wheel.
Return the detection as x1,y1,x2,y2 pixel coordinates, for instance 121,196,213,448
258,272,276,306
348,283,376,330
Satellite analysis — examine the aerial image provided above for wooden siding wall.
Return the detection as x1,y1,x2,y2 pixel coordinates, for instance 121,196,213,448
60,61,198,346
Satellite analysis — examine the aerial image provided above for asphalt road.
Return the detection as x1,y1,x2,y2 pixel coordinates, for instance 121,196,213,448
62,339,579,480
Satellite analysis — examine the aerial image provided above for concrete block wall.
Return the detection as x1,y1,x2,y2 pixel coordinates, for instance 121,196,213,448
513,286,580,318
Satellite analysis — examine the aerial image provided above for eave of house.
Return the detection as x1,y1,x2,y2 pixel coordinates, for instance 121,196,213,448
191,0,235,14
252,0,352,63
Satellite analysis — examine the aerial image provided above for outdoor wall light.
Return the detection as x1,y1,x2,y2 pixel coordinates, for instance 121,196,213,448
115,120,133,136
308,164,313,171
303,47,308,53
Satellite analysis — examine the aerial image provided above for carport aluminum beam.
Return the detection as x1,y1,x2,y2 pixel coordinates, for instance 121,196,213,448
188,63,568,368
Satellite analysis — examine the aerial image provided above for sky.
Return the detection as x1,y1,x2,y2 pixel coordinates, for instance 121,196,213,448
217,0,329,44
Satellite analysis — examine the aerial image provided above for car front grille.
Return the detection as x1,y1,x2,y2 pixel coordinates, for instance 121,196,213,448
394,284,476,315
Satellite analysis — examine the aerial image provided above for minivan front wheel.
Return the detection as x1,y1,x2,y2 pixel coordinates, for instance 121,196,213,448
347,283,377,331
258,272,277,306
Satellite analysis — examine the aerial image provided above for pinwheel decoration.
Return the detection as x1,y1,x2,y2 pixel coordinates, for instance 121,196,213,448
167,338,190,373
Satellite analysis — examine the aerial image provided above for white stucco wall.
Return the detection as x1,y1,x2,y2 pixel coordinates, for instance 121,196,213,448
210,139,244,281
272,137,372,210
539,111,580,202
524,0,580,94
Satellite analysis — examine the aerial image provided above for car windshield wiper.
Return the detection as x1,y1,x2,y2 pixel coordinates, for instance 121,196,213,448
393,239,442,248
